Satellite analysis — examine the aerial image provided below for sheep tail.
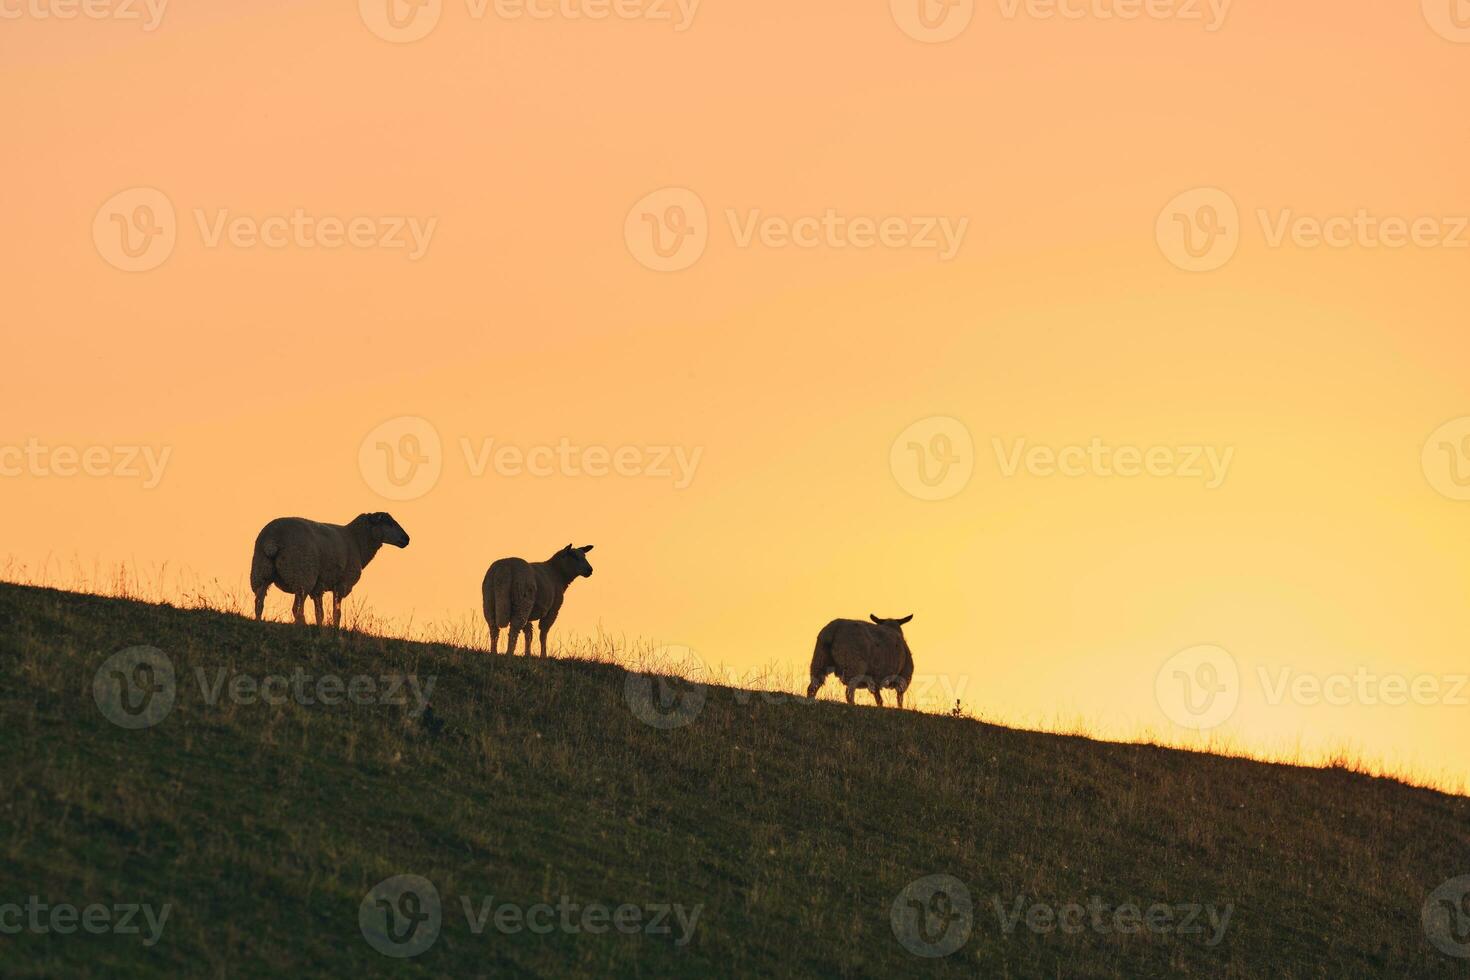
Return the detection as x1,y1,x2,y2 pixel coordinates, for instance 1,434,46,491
250,534,279,592
810,624,836,675
492,576,512,629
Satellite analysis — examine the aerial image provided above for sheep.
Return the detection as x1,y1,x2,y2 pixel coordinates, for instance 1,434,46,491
482,544,594,656
249,513,410,626
806,614,915,707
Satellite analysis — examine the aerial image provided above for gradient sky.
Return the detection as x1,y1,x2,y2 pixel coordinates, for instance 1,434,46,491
3,0,1468,789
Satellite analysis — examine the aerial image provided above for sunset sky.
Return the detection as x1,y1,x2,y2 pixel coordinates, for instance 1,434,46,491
3,0,1468,788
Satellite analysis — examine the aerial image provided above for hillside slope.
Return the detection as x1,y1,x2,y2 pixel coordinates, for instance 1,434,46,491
1,583,1467,978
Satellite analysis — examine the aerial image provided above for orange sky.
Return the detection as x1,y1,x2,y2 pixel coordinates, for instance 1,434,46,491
3,0,1468,789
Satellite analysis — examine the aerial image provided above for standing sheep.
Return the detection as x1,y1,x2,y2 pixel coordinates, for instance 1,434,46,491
482,544,594,656
806,614,915,707
249,513,410,626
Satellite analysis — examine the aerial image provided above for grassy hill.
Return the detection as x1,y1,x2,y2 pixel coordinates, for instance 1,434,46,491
2,582,1467,978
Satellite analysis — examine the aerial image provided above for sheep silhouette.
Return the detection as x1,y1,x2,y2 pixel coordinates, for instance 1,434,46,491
482,544,594,656
249,513,410,626
807,614,915,707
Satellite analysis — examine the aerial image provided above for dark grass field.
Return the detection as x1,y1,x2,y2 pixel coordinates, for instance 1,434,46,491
2,581,1468,977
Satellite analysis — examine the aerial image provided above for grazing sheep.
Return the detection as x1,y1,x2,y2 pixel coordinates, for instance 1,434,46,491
482,544,594,656
806,614,915,707
249,513,410,626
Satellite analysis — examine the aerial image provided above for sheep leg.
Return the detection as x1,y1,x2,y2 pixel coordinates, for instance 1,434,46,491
522,624,534,656
312,595,325,626
844,683,857,705
291,593,307,625
506,618,525,655
872,686,885,707
488,625,499,655
252,587,267,621
330,593,342,628
537,624,550,657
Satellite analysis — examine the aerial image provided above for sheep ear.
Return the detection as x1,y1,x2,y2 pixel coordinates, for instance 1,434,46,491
870,614,882,624
580,545,594,553
897,614,913,625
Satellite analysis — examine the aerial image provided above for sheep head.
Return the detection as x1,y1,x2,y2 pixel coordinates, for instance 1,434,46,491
364,512,411,548
557,543,595,578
